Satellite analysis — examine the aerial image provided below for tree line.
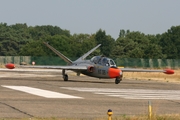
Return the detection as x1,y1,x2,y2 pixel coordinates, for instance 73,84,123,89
0,23,180,59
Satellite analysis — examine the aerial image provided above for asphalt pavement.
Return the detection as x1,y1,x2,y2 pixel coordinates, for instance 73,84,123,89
0,68,180,119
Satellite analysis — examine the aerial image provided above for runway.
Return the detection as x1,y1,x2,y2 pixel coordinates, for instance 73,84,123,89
0,68,180,118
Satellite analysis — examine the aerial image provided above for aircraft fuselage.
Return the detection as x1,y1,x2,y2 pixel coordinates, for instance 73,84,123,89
72,57,122,79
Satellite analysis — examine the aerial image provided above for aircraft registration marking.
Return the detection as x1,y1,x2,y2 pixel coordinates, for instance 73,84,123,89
98,69,106,75
61,87,180,100
2,85,82,99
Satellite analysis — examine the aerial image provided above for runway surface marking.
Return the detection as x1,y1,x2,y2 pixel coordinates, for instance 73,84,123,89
2,85,82,99
61,87,180,100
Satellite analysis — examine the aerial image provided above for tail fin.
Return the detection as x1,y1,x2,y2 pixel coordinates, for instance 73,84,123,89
43,42,72,64
75,44,101,61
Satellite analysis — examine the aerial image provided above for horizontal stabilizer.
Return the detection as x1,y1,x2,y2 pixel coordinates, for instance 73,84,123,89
43,42,72,64
75,44,101,61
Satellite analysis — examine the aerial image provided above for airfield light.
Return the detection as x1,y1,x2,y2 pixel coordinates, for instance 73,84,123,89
107,109,113,120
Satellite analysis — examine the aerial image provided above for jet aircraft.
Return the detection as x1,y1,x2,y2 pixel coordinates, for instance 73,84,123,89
5,42,174,84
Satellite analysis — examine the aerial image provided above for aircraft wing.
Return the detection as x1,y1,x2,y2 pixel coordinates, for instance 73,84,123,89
121,68,174,74
19,65,87,70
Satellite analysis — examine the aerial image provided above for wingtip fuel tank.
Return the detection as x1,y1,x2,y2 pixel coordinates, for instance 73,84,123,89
163,69,174,74
5,63,15,69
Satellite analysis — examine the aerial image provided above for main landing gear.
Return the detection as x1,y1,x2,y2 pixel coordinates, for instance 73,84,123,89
115,76,122,84
62,69,68,81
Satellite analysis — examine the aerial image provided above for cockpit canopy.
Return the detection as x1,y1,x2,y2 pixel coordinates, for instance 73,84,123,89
90,56,116,67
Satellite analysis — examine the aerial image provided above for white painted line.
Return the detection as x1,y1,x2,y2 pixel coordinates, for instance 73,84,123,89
2,86,82,99
61,87,180,100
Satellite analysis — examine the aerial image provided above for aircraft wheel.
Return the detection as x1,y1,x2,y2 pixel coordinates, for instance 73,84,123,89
115,77,121,84
63,74,68,81
115,78,120,84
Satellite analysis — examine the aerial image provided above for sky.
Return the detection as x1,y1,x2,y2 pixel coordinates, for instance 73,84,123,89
0,0,180,39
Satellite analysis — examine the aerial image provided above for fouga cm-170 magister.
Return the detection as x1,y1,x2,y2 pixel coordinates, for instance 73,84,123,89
5,42,174,84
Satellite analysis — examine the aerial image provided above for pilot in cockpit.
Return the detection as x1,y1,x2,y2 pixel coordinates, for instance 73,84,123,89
91,56,116,67
102,57,109,66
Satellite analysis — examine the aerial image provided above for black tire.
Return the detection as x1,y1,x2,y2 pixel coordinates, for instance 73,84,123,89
115,78,120,84
63,74,68,81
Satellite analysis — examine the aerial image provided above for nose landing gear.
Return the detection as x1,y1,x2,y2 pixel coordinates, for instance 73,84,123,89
115,76,122,84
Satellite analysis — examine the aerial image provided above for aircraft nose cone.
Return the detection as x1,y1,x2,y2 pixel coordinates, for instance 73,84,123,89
108,68,122,78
